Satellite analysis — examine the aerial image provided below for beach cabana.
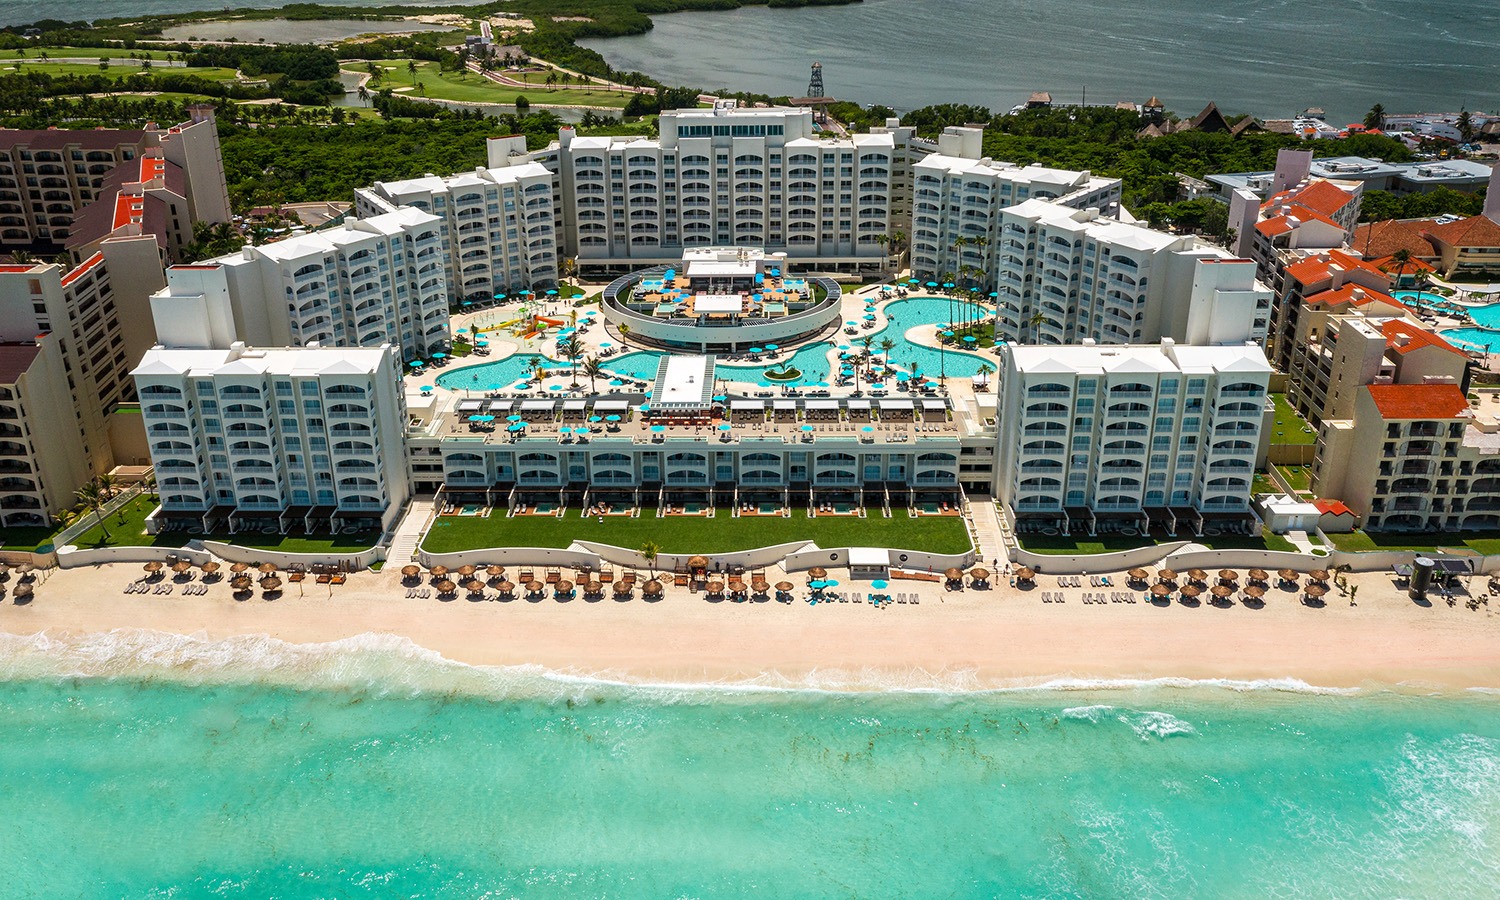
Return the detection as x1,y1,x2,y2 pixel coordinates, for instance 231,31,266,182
1277,568,1299,585
775,581,794,601
555,579,574,598
458,564,478,579
258,563,277,575
1157,568,1178,583
201,562,221,579
1217,569,1238,585
230,562,250,574
430,565,450,579
969,567,990,587
497,580,515,598
1304,583,1328,601
1244,585,1266,602
487,565,506,581
1126,567,1149,584
464,579,486,597
1309,569,1330,583
401,564,422,581
259,576,282,593
944,567,964,584
1187,568,1208,584
808,566,828,580
143,561,163,574
643,580,663,599
613,580,633,599
584,580,603,597
1210,584,1233,603
231,575,252,591
706,580,725,597
1179,584,1201,601
436,579,458,596
1014,567,1035,584
1150,584,1172,599
1247,568,1269,584
750,579,770,596
525,580,545,597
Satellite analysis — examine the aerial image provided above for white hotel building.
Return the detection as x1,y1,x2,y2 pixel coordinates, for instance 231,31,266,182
996,339,1273,534
355,152,560,303
525,101,904,275
150,208,451,360
133,341,410,534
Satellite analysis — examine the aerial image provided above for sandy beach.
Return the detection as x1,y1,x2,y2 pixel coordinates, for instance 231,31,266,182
5,563,1499,691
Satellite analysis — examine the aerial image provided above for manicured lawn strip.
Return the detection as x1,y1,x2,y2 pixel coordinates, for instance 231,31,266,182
0,525,64,553
1275,463,1312,492
422,507,972,555
1,61,243,81
1327,529,1500,556
364,59,631,108
1268,392,1317,445
1019,527,1295,555
67,495,375,552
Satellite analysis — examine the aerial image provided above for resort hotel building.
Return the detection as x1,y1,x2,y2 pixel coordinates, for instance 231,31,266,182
147,208,452,361
995,339,1273,536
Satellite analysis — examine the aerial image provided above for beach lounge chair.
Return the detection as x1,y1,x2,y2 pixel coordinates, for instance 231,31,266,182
621,570,637,586
545,568,561,585
674,574,688,587
599,568,614,583
519,569,535,584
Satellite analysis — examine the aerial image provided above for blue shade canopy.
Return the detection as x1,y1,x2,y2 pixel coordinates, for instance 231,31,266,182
718,424,732,431
871,579,888,589
432,352,447,359
605,415,622,422
407,360,423,368
650,425,666,432
801,425,814,432
419,385,433,392
764,344,779,351
588,415,603,422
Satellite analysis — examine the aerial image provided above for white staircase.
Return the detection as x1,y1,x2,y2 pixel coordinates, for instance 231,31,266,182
387,498,436,564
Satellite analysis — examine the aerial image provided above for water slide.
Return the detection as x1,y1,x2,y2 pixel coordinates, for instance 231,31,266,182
520,316,568,340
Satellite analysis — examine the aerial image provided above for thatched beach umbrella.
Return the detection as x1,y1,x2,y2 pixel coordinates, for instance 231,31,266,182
688,555,709,570
585,579,602,594
944,567,963,581
1309,569,1330,583
464,579,486,594
751,579,770,594
643,580,663,597
231,575,252,590
172,560,192,574
143,561,163,573
1187,568,1208,583
1127,567,1149,582
1179,584,1202,599
201,561,220,576
458,564,477,578
13,582,32,599
808,566,827,579
1244,584,1266,600
1305,583,1328,599
1247,568,1269,583
436,579,458,594
1015,567,1035,582
487,565,505,578
706,580,724,593
497,580,515,595
401,564,421,578
1157,568,1177,582
230,562,250,573
258,563,277,575
613,580,631,597
556,579,574,594
1150,583,1171,597
1211,584,1233,600
259,576,281,591
1278,568,1298,582
775,580,794,593
969,567,990,583
430,565,450,578
526,580,544,595
1218,569,1238,583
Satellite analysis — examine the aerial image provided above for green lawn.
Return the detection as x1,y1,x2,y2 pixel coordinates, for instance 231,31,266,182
1251,471,1277,495
1269,392,1317,445
2,61,243,81
0,48,180,61
422,507,972,555
366,60,631,108
1019,527,1295,556
1275,463,1312,492
1327,529,1500,556
0,524,64,554
66,495,376,553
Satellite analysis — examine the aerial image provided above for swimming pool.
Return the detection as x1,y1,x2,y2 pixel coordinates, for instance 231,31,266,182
1440,327,1500,352
434,354,566,390
1393,290,1500,328
866,296,991,378
609,342,836,385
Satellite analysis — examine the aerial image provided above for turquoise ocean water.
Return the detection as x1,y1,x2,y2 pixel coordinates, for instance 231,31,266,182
1,631,1498,898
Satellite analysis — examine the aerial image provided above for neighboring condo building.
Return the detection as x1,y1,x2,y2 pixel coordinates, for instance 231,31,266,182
1314,383,1500,532
150,208,451,360
528,101,903,275
0,335,95,528
995,338,1273,534
355,151,560,302
0,105,231,250
133,341,411,534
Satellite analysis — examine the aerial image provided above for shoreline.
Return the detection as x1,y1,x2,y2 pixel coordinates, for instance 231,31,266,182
4,561,1498,696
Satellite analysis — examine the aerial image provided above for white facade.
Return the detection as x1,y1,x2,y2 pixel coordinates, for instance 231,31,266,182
996,339,1272,530
152,208,450,359
355,161,559,301
133,342,410,532
531,102,900,272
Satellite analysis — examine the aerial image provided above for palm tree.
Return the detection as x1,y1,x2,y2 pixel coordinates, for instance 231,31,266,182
560,335,584,387
1386,247,1414,290
529,354,545,384
407,60,419,84
141,471,157,500
583,356,604,393
1028,310,1046,341
879,337,896,373
96,471,118,501
858,334,876,376
976,362,995,389
545,71,558,92
639,540,660,579
357,84,370,106
75,479,111,541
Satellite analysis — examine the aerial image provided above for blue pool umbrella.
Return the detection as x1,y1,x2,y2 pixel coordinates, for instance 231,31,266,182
474,414,496,423
896,373,910,382
823,579,840,588
507,423,525,432
513,381,529,389
713,394,727,402
801,425,814,432
407,360,423,368
475,339,489,346
609,378,624,386
650,425,665,433
546,289,558,296
506,415,523,422
871,579,888,590
588,415,603,423
881,285,893,291
941,330,954,338
907,278,919,285
861,425,874,432
748,346,764,354
764,344,779,351
462,300,473,307
719,423,732,431
989,291,999,298
600,341,613,348
809,580,826,590
838,344,849,349
548,384,564,391
606,414,621,422
456,327,468,333
864,314,877,320
943,282,954,289
419,385,433,392
963,335,978,343
871,382,887,389
493,293,507,300
846,320,858,326
432,352,447,359
638,404,650,412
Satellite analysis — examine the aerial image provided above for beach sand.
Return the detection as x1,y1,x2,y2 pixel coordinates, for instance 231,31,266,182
5,563,1499,691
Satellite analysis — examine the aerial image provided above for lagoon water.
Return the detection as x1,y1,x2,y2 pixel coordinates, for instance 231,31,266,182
581,0,1500,123
1,631,1498,897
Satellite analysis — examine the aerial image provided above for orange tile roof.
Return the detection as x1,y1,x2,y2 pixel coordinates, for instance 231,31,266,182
1370,254,1436,275
1379,319,1468,357
1313,499,1355,517
1286,250,1387,287
1351,220,1438,259
1256,216,1296,237
1366,383,1469,419
1422,215,1500,249
1303,283,1406,311
58,252,103,288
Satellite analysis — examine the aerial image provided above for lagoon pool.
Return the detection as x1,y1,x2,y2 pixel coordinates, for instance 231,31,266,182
434,354,566,391
1440,327,1500,353
868,296,991,378
1393,290,1500,328
610,342,836,384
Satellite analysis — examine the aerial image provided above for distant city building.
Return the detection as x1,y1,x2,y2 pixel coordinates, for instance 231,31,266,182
133,341,411,534
0,105,230,251
355,155,559,302
1263,249,1393,371
151,208,451,359
1209,156,1495,200
1242,177,1363,269
995,338,1272,534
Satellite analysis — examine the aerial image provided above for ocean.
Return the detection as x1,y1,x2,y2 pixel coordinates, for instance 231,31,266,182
2,630,1498,897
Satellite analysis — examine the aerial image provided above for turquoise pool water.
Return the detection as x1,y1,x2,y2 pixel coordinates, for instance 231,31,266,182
1441,327,1500,352
436,295,993,390
1394,290,1500,328
1,633,1498,898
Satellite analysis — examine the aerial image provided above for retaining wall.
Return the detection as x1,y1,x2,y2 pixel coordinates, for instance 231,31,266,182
783,545,977,574
56,544,212,569
419,545,604,570
199,541,384,572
